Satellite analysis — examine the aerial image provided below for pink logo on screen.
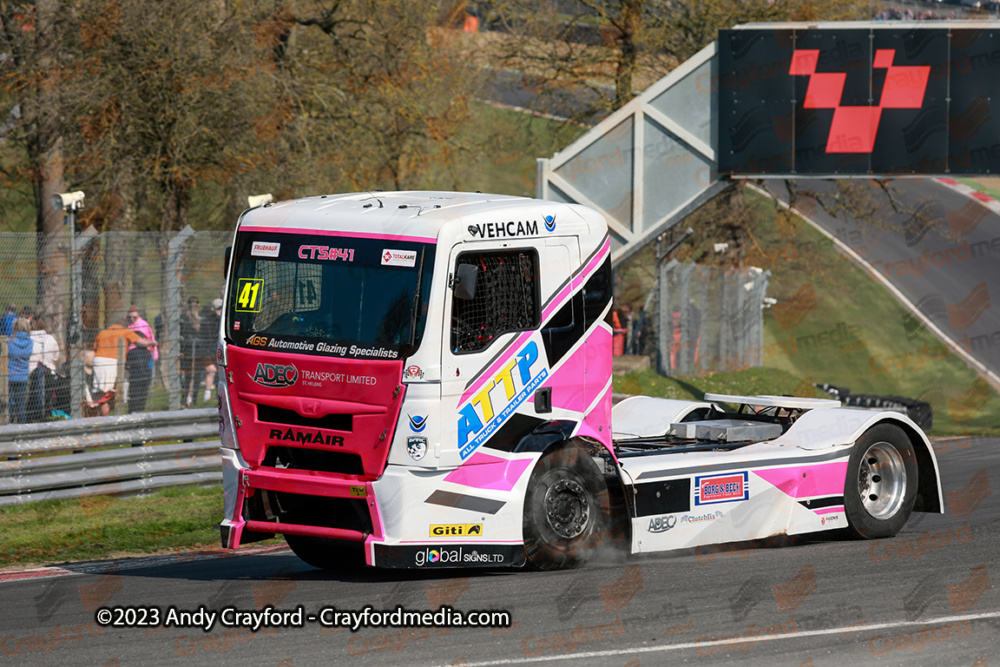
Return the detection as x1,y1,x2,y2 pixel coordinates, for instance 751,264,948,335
789,49,930,153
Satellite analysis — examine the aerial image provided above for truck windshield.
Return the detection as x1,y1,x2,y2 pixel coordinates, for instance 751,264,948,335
225,232,435,359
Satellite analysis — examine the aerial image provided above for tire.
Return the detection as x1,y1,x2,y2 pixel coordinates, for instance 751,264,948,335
285,534,365,571
844,424,918,539
523,444,611,570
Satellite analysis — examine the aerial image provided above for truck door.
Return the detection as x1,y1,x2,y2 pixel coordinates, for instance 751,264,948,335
439,238,580,467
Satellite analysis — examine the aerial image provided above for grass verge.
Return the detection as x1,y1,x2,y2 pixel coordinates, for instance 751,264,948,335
0,486,280,569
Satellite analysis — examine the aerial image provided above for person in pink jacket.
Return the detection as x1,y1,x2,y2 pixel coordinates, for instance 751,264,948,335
126,306,158,412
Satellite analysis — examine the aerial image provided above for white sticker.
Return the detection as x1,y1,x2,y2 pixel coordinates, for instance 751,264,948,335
251,241,281,258
381,249,417,267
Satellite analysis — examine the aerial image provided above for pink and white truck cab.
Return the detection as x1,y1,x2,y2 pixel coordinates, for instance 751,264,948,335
216,191,943,570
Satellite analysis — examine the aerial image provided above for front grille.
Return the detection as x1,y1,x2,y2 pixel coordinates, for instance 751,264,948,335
264,445,365,476
258,404,353,431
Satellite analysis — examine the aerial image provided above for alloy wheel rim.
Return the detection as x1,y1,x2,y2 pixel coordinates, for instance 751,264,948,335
858,442,906,519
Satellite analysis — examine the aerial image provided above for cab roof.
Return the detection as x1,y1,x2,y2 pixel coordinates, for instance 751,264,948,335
236,190,607,248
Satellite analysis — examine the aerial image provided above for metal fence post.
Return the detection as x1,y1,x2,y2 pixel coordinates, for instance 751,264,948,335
165,226,194,411
0,337,7,426
657,259,676,376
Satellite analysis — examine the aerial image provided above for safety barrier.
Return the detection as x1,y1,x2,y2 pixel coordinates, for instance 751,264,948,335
0,408,220,505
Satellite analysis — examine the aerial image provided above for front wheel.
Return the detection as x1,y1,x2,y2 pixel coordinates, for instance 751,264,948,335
523,444,611,570
844,424,918,539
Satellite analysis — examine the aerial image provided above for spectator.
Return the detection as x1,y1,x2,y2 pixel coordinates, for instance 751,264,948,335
0,303,16,337
199,298,222,404
18,305,32,321
8,318,33,424
27,316,61,422
92,318,154,417
179,296,201,407
125,306,158,413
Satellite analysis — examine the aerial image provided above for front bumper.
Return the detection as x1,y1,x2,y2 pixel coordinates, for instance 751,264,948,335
219,449,531,569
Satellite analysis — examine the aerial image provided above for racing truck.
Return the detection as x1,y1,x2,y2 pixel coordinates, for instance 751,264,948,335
216,191,943,570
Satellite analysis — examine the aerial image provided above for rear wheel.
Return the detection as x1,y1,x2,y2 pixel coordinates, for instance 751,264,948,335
523,444,611,570
844,424,917,539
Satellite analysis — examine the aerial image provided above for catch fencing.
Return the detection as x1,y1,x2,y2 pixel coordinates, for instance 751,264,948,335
0,408,220,505
656,260,771,376
0,226,230,423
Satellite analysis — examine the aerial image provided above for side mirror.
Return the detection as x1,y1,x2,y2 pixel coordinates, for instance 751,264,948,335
454,264,478,301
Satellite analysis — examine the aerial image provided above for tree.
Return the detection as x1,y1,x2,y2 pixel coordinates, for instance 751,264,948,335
283,0,481,192
484,0,872,119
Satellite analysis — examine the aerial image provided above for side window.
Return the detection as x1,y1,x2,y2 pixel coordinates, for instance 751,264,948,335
451,249,539,353
583,256,612,330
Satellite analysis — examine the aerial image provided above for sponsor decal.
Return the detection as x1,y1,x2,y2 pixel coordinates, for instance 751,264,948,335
408,414,427,432
457,339,549,461
235,278,263,312
681,511,724,523
249,362,298,388
414,547,504,567
349,485,367,498
268,428,344,446
430,524,483,537
298,245,354,261
695,472,749,506
245,337,399,359
467,220,539,239
647,515,677,533
788,48,930,153
543,214,556,232
820,514,842,526
372,544,524,568
381,249,417,267
404,364,425,380
407,436,427,461
299,369,377,386
251,241,280,257
233,320,241,330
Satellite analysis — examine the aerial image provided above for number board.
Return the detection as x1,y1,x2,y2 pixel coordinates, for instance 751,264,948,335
235,278,263,312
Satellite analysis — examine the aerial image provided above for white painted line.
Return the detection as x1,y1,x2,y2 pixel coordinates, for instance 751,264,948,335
747,183,1000,395
451,610,1000,665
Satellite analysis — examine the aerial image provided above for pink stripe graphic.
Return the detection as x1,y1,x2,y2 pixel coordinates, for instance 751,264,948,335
245,226,436,244
752,461,849,499
575,381,614,452
814,506,845,515
547,325,612,413
443,452,533,492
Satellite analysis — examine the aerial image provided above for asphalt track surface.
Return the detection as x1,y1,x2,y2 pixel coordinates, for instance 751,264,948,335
758,178,1000,383
2,436,997,665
